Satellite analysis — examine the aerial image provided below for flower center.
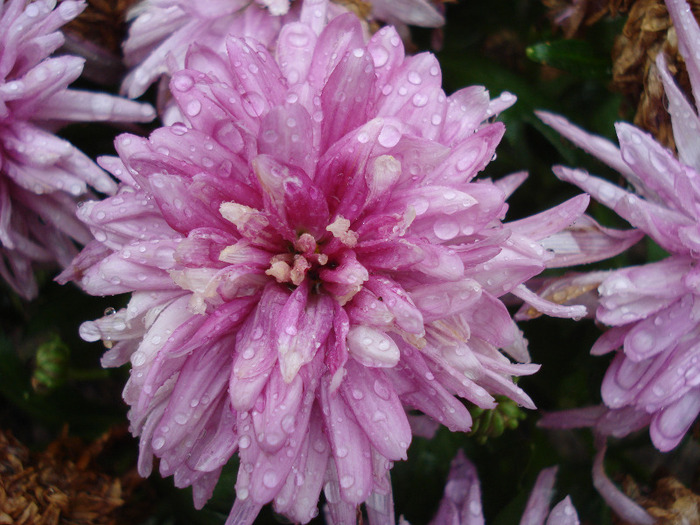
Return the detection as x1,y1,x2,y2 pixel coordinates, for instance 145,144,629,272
265,232,329,287
266,217,367,304
218,201,368,304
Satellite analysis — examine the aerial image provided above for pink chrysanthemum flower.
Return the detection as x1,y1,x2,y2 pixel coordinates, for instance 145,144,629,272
538,0,700,456
397,450,579,525
120,0,445,100
61,1,591,522
0,0,154,299
121,0,303,99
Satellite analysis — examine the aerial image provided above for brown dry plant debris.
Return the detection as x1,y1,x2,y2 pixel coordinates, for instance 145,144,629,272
63,0,139,55
544,0,618,38
611,0,700,151
544,0,700,152
617,475,700,524
0,427,145,525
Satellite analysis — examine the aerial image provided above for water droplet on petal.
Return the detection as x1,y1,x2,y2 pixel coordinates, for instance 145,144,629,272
357,131,370,144
433,217,460,240
263,470,278,488
340,475,355,488
378,124,401,148
408,71,422,85
185,100,202,117
372,46,389,67
173,75,194,92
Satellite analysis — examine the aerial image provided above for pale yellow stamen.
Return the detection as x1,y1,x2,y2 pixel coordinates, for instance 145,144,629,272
326,215,359,247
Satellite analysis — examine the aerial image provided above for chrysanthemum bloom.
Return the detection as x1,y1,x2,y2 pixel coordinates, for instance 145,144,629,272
396,450,579,525
120,0,298,99
0,0,154,299
120,0,444,100
538,0,700,456
61,1,593,522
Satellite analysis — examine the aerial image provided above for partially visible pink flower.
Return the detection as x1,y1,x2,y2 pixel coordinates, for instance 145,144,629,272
396,450,579,525
120,0,445,100
368,0,444,31
538,0,700,454
0,0,154,299
121,0,304,99
62,1,591,522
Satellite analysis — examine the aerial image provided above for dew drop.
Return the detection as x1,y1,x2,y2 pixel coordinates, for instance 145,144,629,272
373,379,391,400
433,217,460,240
372,46,389,67
263,470,279,488
172,75,194,92
469,500,482,516
377,124,401,148
340,475,355,488
373,410,387,422
131,351,146,366
407,71,422,85
313,439,327,453
185,100,202,117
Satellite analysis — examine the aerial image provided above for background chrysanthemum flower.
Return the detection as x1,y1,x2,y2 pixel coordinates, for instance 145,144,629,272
120,0,445,101
61,1,593,522
538,0,700,456
0,0,154,299
120,0,298,99
397,450,579,525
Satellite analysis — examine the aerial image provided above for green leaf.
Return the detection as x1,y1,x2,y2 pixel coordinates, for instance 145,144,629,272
526,40,610,79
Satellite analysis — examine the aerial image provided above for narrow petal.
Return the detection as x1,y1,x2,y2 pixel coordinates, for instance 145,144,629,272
320,378,373,504
592,437,655,525
520,467,558,525
538,111,636,183
656,52,700,170
340,360,411,460
545,497,579,525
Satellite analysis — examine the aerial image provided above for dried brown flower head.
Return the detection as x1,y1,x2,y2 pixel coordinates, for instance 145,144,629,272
618,475,700,524
543,0,615,38
610,0,700,151
545,0,700,152
63,0,139,55
0,427,145,525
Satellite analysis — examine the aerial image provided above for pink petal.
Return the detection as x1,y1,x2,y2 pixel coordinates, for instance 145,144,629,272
320,377,373,504
656,52,700,170
650,388,700,451
340,359,411,460
320,45,377,150
545,497,579,525
592,437,655,525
